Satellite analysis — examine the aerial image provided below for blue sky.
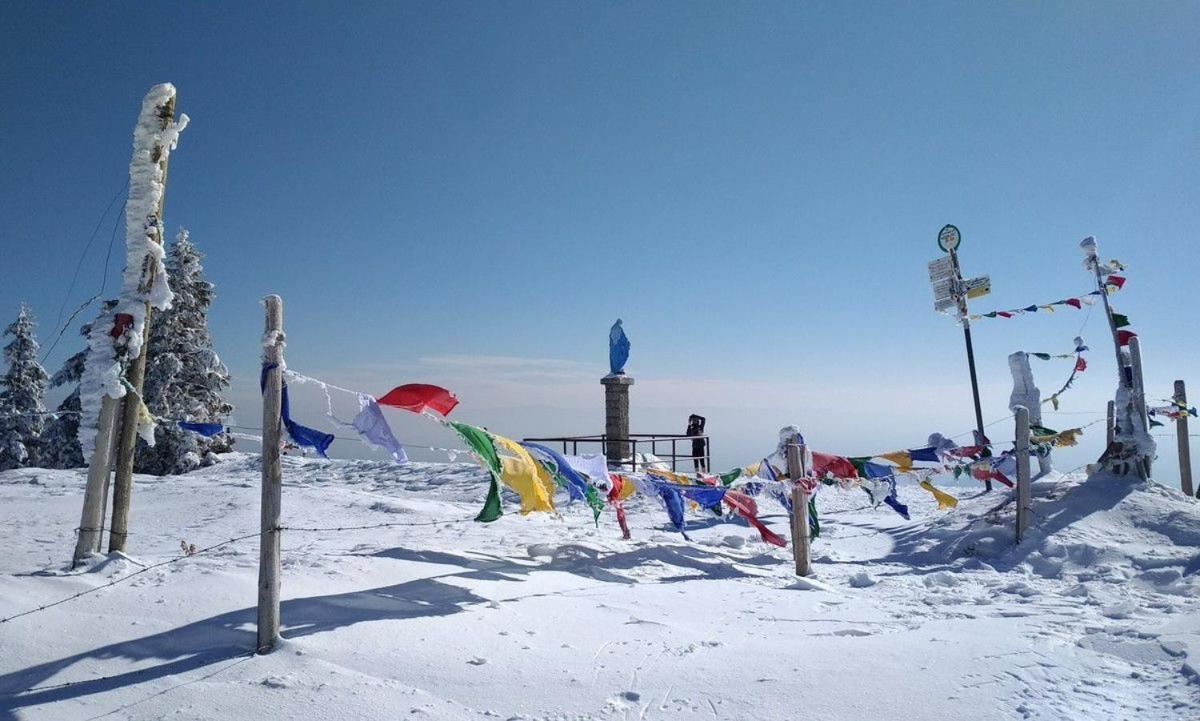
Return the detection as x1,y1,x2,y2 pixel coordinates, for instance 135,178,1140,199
1,2,1197,482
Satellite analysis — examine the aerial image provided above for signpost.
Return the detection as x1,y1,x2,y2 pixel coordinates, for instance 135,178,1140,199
930,225,992,490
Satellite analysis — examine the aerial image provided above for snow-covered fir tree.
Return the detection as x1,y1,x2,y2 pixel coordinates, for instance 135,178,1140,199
40,301,115,469
0,305,50,470
136,229,233,475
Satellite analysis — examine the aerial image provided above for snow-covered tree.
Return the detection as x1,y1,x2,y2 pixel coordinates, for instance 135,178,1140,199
40,301,115,469
136,229,233,475
0,305,50,470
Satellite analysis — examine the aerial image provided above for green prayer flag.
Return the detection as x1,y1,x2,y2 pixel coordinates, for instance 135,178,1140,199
1111,313,1130,329
808,497,820,540
584,485,605,525
474,476,503,522
1032,353,1051,361
719,468,743,486
448,421,501,475
847,457,870,477
1149,419,1164,428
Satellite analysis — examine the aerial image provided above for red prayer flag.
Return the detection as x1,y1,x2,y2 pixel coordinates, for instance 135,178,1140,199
722,491,786,548
1106,275,1126,289
1117,330,1137,347
1074,357,1087,372
811,452,857,479
997,311,1014,318
109,313,134,340
1064,298,1082,309
377,384,459,416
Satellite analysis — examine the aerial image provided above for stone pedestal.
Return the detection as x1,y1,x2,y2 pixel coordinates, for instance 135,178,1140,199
601,374,634,462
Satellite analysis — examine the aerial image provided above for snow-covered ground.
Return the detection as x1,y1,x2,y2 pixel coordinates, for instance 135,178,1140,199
1,454,1198,720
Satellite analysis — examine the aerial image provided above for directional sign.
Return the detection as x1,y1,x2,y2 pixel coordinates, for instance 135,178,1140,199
938,225,961,253
931,278,956,312
962,275,991,300
928,256,954,283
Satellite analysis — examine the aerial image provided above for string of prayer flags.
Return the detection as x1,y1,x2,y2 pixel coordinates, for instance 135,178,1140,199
968,285,1119,322
377,384,459,416
1043,338,1089,410
178,421,224,437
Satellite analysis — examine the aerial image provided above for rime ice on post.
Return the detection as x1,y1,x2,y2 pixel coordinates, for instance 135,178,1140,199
1008,351,1051,475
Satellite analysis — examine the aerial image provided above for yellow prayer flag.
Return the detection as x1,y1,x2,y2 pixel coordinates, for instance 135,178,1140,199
492,435,555,514
879,451,913,472
919,480,958,510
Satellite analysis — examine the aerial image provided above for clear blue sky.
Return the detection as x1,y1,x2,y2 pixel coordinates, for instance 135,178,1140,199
1,2,1197,482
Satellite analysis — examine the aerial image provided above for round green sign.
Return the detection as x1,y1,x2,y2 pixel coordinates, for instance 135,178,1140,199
937,224,961,253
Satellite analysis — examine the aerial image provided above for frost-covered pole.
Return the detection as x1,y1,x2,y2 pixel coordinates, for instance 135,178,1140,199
258,295,284,653
1128,336,1151,479
73,399,119,565
1008,352,1051,476
1080,237,1126,388
1014,406,1031,544
108,85,187,553
1175,381,1194,498
787,441,811,577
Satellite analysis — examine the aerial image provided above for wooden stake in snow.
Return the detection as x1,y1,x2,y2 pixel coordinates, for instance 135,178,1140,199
258,295,285,654
1128,336,1152,480
73,398,120,566
1176,380,1194,498
109,87,184,554
787,441,811,577
1014,405,1031,544
1106,400,1116,447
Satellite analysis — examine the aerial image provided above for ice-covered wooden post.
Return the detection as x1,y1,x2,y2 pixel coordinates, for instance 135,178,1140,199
1128,336,1152,479
109,84,188,553
1175,380,1194,498
1106,400,1116,447
1014,406,1031,544
786,441,811,576
1008,352,1051,477
258,295,284,653
73,400,119,566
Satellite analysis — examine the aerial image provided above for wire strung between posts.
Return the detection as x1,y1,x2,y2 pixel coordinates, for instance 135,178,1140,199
0,531,262,626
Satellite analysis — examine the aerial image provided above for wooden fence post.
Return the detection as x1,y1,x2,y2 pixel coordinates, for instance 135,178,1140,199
258,295,284,653
1014,406,1031,544
109,88,180,554
786,442,811,577
1176,380,1194,498
1128,336,1151,480
72,397,120,565
1106,400,1115,447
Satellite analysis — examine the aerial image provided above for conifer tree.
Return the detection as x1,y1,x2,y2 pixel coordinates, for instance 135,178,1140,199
137,230,233,474
0,305,50,470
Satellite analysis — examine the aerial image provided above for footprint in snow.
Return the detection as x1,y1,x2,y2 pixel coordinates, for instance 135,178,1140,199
467,657,488,666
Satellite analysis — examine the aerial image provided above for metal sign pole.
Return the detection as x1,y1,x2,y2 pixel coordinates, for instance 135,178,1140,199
933,225,991,490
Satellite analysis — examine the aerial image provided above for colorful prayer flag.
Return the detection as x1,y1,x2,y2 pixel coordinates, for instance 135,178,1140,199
377,384,459,416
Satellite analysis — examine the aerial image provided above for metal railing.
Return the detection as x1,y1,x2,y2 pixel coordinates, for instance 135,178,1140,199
521,433,710,473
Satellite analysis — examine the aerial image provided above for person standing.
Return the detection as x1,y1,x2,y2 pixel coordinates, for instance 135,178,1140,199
686,414,707,472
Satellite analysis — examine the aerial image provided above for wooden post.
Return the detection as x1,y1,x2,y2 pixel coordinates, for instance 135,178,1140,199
1128,336,1151,480
258,295,284,653
109,89,179,554
1106,400,1116,447
1176,380,1194,498
72,397,120,565
786,442,811,577
1014,406,1031,544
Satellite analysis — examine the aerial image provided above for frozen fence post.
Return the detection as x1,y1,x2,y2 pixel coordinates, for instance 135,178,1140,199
1008,351,1051,476
73,399,119,565
258,295,284,653
1014,406,1031,544
786,441,811,577
1128,336,1151,480
1176,380,1194,498
1106,400,1116,447
109,85,185,553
